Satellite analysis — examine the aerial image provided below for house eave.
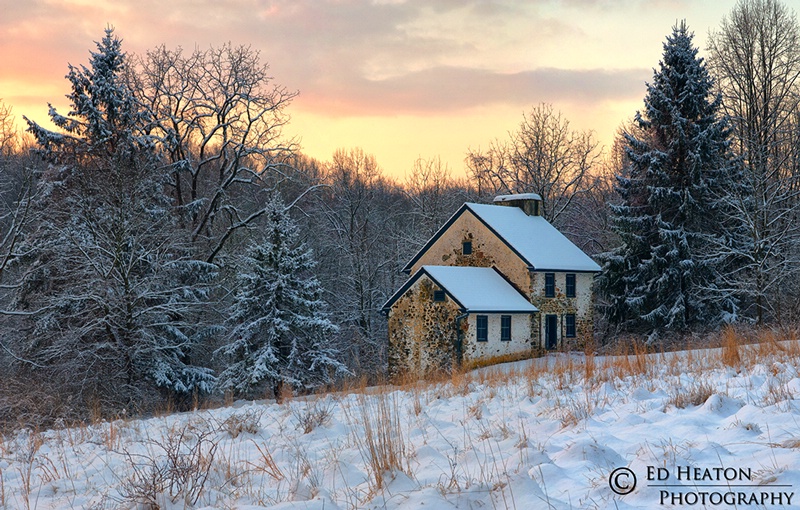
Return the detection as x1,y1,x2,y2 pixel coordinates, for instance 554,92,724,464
529,267,601,274
464,309,539,314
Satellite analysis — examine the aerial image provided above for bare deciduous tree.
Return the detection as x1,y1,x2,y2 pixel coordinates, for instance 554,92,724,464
403,156,470,242
135,44,299,263
708,0,800,323
0,100,17,157
0,101,36,286
466,103,602,228
311,148,406,375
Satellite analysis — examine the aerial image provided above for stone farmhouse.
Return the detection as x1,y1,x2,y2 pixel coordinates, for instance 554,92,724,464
382,193,601,377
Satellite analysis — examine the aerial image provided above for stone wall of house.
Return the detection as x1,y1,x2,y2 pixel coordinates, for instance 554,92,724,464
387,275,462,379
409,210,531,293
530,271,594,351
461,313,532,363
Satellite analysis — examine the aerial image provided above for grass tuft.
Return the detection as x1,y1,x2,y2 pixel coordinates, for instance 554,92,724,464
721,325,742,367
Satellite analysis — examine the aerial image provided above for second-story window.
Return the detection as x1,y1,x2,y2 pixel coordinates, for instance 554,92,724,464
433,290,446,302
566,273,576,298
462,241,473,255
545,273,555,297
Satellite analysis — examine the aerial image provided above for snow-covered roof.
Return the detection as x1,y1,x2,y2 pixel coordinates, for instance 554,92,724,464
383,266,538,314
403,202,601,273
424,266,538,312
465,203,601,272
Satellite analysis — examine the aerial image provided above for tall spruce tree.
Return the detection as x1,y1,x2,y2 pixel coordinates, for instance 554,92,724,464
217,193,347,399
599,22,739,336
17,28,217,411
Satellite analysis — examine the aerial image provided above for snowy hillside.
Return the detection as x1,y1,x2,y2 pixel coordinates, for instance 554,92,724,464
2,338,800,509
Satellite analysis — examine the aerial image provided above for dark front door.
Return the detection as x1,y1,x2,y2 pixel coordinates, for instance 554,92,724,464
545,314,558,350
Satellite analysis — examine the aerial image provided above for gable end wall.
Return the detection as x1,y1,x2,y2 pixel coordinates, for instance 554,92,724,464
387,275,462,379
408,210,531,293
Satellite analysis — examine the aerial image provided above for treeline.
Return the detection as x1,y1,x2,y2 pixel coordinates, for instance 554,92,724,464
1,0,799,425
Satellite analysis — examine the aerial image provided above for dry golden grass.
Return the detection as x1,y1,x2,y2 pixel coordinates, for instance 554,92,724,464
473,364,527,391
666,380,716,410
583,351,596,384
753,329,783,360
344,392,409,493
100,420,123,451
524,359,545,397
762,377,796,407
552,355,576,391
387,368,418,388
221,409,263,438
781,438,800,449
726,326,800,369
464,350,533,371
468,400,484,420
443,364,474,397
249,440,285,481
600,338,652,380
580,326,800,393
408,380,427,417
785,337,800,359
721,325,742,367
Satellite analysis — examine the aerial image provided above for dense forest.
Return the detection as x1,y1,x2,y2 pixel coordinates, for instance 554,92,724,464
2,0,800,426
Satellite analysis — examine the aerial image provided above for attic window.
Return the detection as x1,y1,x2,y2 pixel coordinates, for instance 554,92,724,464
462,241,473,255
433,290,446,302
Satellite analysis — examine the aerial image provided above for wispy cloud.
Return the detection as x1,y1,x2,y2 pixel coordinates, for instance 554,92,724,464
1,0,651,117
299,66,650,115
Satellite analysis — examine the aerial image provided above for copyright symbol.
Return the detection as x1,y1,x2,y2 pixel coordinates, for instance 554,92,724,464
609,467,637,495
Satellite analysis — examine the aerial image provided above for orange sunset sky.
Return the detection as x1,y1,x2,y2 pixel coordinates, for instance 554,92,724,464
0,0,784,179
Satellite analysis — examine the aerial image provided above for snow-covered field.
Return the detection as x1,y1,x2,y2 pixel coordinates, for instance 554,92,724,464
2,339,800,509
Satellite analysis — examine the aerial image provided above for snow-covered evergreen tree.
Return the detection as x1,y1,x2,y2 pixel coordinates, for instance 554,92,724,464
25,28,149,166
16,28,217,410
218,193,347,399
598,22,742,335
